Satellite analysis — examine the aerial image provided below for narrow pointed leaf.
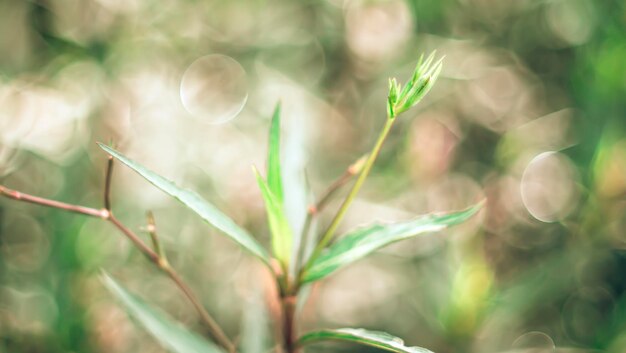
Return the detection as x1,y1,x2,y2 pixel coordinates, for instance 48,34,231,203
298,328,433,353
394,52,442,115
98,143,271,265
253,166,293,268
387,94,396,119
302,202,483,283
267,103,284,202
388,78,399,103
102,273,224,353
399,53,429,99
403,58,443,110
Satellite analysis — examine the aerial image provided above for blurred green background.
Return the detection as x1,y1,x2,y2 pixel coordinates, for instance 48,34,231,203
1,0,625,352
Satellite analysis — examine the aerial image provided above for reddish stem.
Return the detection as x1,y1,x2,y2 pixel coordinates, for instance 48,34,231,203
0,181,235,353
0,185,107,218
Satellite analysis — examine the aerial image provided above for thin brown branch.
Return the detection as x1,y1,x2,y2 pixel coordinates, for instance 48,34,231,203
310,117,394,267
288,155,371,345
108,213,160,264
163,265,236,353
0,185,107,218
315,154,368,214
0,175,236,352
109,212,234,351
145,211,167,264
295,154,368,271
104,155,114,210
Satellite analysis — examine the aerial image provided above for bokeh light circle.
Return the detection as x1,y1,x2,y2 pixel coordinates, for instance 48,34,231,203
180,54,248,124
512,331,556,353
521,151,579,222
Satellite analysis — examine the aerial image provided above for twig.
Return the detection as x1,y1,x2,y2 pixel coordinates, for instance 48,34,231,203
140,210,233,350
0,158,236,353
0,185,107,218
314,154,369,217
108,213,160,264
132,211,232,351
163,265,235,353
305,118,395,270
104,155,114,210
145,211,167,266
295,154,368,271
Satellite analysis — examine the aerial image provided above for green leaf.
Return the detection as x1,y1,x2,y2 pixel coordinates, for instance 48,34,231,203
400,58,442,111
253,166,293,269
301,202,483,283
298,328,433,353
102,272,224,353
399,52,429,99
388,78,399,103
97,143,271,266
387,93,396,119
394,52,443,116
267,103,283,203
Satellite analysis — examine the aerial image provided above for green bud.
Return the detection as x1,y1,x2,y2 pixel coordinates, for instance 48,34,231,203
394,53,443,115
388,78,399,103
387,94,396,119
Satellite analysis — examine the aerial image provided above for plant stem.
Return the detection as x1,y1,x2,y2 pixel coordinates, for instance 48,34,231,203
163,265,235,353
0,185,108,218
295,155,366,271
145,211,167,263
0,181,236,353
287,119,395,350
281,294,298,353
108,213,160,263
109,213,235,352
306,118,395,267
104,155,114,210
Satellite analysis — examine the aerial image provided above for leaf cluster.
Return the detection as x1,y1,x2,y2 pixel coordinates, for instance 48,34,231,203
96,53,481,353
387,52,443,119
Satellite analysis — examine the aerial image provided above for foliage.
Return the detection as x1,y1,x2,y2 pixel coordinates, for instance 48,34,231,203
0,48,482,353
96,55,480,352
1,1,625,353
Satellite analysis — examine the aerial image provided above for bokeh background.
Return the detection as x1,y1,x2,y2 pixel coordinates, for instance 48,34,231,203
1,0,625,352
